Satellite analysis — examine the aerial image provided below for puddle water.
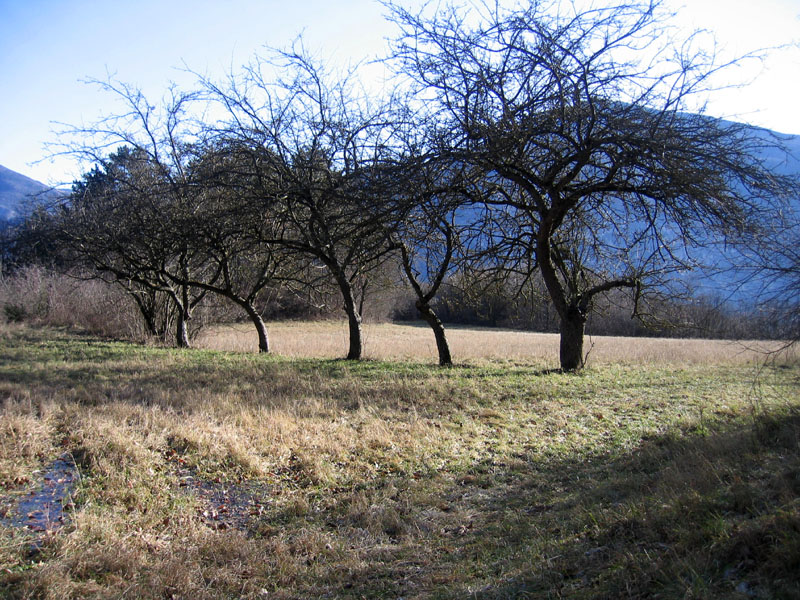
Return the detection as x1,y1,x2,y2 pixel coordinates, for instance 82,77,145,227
163,443,272,533
175,466,272,532
0,453,79,547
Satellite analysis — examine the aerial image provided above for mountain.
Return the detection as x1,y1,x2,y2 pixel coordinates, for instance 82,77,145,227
686,127,800,299
0,164,63,222
751,127,800,175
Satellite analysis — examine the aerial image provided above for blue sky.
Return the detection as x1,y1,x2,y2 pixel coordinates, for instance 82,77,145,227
1,0,798,186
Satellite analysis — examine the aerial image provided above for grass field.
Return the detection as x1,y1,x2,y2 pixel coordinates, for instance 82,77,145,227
1,322,799,598
196,320,798,366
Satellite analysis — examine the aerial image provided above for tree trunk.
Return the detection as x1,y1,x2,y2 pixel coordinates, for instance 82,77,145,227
333,271,363,360
559,307,586,371
537,230,587,372
240,300,269,353
176,308,190,348
417,300,452,366
173,283,192,348
131,292,159,337
344,300,363,360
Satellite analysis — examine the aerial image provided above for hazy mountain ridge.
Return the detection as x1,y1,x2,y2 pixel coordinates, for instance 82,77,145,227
0,164,64,222
750,127,800,175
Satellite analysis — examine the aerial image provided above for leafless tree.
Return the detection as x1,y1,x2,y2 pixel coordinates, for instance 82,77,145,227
48,146,214,347
732,209,800,344
48,84,216,347
200,45,401,359
387,0,799,370
391,159,461,366
164,141,302,353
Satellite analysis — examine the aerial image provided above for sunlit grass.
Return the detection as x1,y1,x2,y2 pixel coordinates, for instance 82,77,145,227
1,323,798,598
196,320,798,366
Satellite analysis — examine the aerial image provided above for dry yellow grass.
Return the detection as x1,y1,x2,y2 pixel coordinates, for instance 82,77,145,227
2,325,799,598
196,320,798,366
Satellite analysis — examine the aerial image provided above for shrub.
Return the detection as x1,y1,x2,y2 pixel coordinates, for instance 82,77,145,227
0,266,149,340
2,303,25,323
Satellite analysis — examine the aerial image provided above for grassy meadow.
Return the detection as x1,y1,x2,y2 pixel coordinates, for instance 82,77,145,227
196,321,796,365
1,321,799,598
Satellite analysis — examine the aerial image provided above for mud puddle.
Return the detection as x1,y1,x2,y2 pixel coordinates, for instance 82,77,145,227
163,447,272,533
0,453,79,550
176,467,272,532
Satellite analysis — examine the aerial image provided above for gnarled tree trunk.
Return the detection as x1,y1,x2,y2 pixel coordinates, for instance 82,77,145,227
559,306,586,372
235,297,269,353
175,308,190,348
417,300,452,366
170,285,192,349
538,230,588,372
331,267,363,360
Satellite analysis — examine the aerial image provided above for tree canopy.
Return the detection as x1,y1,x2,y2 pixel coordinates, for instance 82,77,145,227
386,0,799,369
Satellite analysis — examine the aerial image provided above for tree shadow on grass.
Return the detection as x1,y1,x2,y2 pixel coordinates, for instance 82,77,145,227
430,410,800,599
0,327,547,416
299,410,800,599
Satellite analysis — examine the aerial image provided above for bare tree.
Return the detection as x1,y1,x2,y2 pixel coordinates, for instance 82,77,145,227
49,84,216,347
387,0,798,370
393,164,460,366
201,45,401,359
165,141,299,353
48,146,214,347
732,209,800,344
387,148,493,366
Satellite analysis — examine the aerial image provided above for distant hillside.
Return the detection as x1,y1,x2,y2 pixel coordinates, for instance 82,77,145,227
0,164,63,222
752,127,800,175
689,127,800,301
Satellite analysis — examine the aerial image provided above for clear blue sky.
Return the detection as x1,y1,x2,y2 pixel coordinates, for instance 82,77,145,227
1,0,798,186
